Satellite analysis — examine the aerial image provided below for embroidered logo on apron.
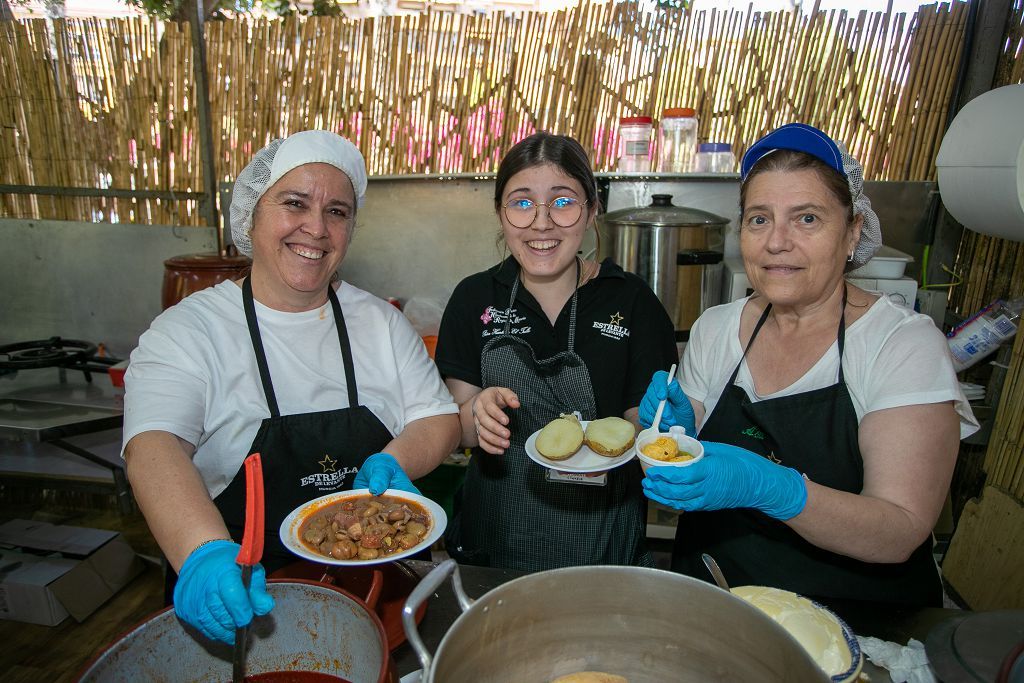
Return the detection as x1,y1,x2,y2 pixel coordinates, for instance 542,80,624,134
481,305,531,337
741,425,767,440
300,462,357,489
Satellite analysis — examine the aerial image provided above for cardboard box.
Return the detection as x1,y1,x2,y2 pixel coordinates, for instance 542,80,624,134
0,519,143,626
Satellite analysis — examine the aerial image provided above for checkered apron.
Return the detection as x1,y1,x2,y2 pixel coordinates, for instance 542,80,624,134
448,272,650,570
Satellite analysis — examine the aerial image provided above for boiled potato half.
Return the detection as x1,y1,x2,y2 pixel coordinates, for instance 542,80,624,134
584,416,636,457
536,413,585,461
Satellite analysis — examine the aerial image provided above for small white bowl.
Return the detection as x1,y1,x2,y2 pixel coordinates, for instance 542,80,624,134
635,425,704,472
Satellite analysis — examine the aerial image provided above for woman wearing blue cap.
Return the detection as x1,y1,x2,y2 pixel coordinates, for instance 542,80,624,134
637,123,977,606
122,130,460,643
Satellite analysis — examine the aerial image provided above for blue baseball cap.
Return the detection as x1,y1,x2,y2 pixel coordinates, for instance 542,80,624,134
740,123,845,180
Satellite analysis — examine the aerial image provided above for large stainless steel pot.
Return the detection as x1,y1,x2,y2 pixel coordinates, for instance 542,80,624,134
602,195,728,332
403,560,829,683
77,579,394,683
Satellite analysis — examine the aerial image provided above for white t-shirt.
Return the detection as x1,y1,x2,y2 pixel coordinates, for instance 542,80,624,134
122,280,458,497
680,296,979,438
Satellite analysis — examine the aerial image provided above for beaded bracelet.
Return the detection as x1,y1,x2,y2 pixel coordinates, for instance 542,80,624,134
189,538,231,557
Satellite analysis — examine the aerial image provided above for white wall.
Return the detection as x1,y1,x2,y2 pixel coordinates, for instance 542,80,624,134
2,175,929,358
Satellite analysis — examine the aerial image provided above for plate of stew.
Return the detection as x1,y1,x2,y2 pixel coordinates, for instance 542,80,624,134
279,488,446,566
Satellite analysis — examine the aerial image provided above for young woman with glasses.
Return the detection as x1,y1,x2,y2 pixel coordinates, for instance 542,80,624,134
434,132,679,571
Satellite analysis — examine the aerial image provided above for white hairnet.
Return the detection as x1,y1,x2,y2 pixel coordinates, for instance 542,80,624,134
230,130,368,257
838,144,882,271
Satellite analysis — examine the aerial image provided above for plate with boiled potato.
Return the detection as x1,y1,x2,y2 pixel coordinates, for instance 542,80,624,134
525,412,639,473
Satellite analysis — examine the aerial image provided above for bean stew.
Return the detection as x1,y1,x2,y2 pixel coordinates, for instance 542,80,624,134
298,494,431,561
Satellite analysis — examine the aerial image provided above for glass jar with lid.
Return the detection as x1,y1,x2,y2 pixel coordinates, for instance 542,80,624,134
695,143,737,173
618,116,653,172
658,107,698,173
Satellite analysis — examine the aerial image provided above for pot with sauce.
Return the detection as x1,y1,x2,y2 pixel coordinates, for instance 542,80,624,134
77,579,397,683
403,560,829,683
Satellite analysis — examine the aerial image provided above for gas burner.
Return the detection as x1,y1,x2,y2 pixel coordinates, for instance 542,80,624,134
0,337,97,369
0,337,119,381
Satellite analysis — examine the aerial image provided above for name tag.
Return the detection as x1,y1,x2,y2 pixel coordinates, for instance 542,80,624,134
546,469,608,486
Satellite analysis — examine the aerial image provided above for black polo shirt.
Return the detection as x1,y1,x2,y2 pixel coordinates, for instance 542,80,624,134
435,257,678,418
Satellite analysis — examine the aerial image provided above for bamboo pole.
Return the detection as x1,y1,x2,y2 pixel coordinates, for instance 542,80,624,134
0,2,985,219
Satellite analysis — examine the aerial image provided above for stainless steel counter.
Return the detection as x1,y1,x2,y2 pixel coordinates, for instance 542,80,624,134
0,368,130,512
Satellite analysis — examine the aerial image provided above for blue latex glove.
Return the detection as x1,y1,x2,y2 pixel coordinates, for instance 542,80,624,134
642,441,808,520
638,370,696,436
354,452,421,496
173,539,275,644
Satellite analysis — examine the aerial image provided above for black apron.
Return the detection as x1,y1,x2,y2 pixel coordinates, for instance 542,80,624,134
673,290,942,606
446,261,650,571
216,278,394,574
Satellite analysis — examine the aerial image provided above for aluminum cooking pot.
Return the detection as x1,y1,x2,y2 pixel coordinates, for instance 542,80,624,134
77,579,396,683
601,195,728,331
403,560,829,683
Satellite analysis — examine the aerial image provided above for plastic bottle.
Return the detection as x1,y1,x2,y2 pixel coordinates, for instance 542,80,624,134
618,116,653,172
946,298,1024,371
658,107,698,173
695,142,736,173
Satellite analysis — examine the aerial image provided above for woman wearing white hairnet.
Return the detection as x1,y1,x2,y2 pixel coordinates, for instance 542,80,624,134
122,130,459,643
637,124,977,606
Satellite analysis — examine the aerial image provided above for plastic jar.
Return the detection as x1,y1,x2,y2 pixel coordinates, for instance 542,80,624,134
618,116,653,172
695,143,736,173
658,107,698,173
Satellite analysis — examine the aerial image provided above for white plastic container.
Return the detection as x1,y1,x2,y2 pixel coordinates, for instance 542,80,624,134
847,245,914,279
695,142,736,173
618,116,653,173
636,425,704,473
658,107,698,173
947,298,1023,371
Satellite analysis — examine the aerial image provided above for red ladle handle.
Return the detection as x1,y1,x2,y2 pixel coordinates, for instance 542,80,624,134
233,453,264,683
236,453,265,567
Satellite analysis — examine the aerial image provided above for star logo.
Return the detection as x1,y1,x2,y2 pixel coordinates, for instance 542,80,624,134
609,312,624,326
319,454,337,473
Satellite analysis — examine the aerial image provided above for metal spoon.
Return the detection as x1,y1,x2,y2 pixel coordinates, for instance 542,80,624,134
702,553,730,592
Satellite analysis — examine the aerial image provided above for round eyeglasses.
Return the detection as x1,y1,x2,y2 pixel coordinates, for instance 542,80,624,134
502,196,588,229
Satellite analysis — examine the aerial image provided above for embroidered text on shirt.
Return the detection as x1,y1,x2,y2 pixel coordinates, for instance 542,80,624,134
593,311,630,340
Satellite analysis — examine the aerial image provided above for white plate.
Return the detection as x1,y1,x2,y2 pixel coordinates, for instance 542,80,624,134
525,420,637,473
279,488,446,566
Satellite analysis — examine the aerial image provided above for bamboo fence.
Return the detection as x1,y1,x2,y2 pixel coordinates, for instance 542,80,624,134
948,0,1024,501
2,1,969,226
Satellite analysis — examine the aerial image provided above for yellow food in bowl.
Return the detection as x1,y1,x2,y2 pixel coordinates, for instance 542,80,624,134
640,436,694,463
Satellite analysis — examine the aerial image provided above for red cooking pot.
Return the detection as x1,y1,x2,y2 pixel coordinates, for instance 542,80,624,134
271,560,427,653
162,251,251,310
76,579,398,682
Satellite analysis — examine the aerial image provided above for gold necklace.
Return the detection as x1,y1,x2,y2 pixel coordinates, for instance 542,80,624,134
576,257,589,288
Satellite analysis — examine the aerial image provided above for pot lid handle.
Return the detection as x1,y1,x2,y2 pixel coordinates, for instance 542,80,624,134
651,194,675,207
